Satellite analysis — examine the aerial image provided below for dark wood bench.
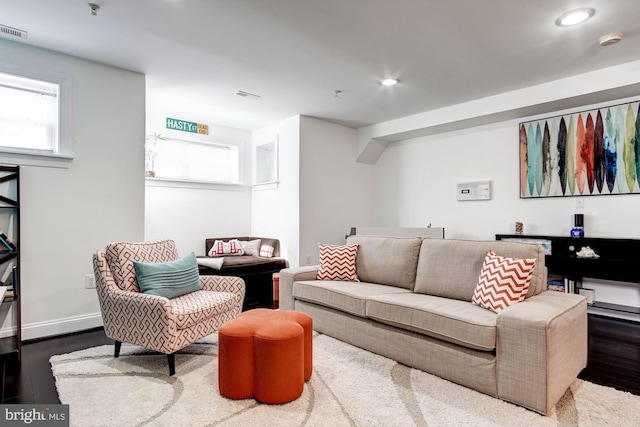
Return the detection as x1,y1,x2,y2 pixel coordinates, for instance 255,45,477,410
198,237,288,311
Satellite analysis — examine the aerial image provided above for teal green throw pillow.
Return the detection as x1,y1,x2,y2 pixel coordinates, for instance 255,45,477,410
133,252,202,299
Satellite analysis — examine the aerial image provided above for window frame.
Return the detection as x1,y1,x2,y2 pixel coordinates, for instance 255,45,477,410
144,134,246,188
0,64,72,169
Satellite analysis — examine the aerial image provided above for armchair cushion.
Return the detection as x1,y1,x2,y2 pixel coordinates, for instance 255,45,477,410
105,240,179,292
134,252,202,299
169,290,239,329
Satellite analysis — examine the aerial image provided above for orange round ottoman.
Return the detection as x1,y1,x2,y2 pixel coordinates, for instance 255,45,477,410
218,309,313,404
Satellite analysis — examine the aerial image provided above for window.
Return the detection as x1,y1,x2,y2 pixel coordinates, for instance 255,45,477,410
0,68,71,168
253,140,278,185
0,72,59,152
146,135,241,185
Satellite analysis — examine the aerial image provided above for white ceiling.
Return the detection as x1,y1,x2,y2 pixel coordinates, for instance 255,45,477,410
1,0,639,130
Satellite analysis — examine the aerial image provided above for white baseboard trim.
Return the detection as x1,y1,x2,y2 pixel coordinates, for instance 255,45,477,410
0,313,104,341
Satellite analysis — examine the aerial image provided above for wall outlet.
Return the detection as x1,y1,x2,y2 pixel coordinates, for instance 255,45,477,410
85,274,96,289
305,254,311,265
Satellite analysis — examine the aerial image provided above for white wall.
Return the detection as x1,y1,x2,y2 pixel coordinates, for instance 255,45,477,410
0,40,145,339
144,185,251,256
299,116,375,265
372,97,640,307
143,117,253,256
250,116,375,268
373,114,640,238
251,116,301,266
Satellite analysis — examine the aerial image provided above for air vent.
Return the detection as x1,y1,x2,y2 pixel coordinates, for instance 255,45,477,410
0,24,28,39
235,90,261,99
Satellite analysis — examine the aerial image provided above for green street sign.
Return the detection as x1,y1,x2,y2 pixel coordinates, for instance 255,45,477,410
166,117,209,135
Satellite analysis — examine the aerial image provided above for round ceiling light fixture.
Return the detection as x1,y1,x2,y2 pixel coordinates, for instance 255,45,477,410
380,78,399,86
556,8,595,27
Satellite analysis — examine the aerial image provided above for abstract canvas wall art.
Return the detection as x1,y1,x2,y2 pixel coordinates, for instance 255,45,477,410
520,101,640,198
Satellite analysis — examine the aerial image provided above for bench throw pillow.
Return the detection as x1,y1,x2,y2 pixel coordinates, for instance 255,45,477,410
471,250,535,313
133,252,203,299
208,239,245,257
240,239,262,257
316,243,359,281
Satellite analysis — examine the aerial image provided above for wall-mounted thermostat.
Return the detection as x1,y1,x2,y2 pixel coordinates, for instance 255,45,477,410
457,181,491,201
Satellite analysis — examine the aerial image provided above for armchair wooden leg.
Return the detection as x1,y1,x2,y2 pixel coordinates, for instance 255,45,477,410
168,353,175,376
114,341,122,358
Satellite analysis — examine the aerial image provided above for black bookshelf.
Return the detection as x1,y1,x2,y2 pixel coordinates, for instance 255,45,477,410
0,165,20,361
496,234,640,321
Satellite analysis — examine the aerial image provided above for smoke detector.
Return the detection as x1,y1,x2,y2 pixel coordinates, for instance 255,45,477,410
599,32,623,47
88,3,100,16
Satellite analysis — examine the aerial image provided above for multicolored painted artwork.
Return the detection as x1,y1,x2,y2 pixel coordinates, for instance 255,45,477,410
520,101,640,198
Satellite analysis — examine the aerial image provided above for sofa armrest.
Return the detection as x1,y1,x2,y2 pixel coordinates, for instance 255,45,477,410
278,266,319,310
199,275,246,307
496,291,587,414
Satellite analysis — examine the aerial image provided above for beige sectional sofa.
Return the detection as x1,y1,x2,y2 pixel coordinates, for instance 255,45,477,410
279,235,587,414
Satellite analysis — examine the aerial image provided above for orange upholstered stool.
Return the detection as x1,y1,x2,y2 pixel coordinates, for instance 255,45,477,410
218,309,313,404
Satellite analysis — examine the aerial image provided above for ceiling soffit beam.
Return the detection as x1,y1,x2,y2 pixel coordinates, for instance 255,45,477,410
355,60,640,165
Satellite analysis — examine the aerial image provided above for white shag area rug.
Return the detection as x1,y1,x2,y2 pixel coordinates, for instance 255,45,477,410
50,333,640,427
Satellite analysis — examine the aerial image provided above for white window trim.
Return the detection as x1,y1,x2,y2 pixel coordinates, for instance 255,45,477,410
145,177,248,191
0,62,73,169
0,149,73,169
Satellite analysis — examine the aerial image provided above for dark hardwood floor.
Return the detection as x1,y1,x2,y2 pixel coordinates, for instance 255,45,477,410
1,328,111,404
578,315,640,395
1,316,639,404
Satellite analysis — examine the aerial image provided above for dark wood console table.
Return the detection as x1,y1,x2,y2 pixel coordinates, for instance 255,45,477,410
496,234,640,321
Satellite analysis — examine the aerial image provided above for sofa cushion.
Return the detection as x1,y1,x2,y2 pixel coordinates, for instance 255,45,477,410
366,293,497,351
293,280,411,318
471,250,536,313
198,256,288,278
346,235,422,290
414,239,546,301
316,243,359,281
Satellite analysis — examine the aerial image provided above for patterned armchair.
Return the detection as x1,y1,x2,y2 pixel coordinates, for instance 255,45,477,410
92,240,245,375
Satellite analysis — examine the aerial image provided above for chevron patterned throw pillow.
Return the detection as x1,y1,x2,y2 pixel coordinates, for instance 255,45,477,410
316,243,359,281
471,250,536,313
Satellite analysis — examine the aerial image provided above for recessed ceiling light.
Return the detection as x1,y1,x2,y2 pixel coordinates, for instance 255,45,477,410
380,78,399,86
556,8,595,27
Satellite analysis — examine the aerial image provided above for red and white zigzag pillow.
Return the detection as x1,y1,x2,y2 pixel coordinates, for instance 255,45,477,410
316,243,359,281
208,239,245,257
471,250,536,313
